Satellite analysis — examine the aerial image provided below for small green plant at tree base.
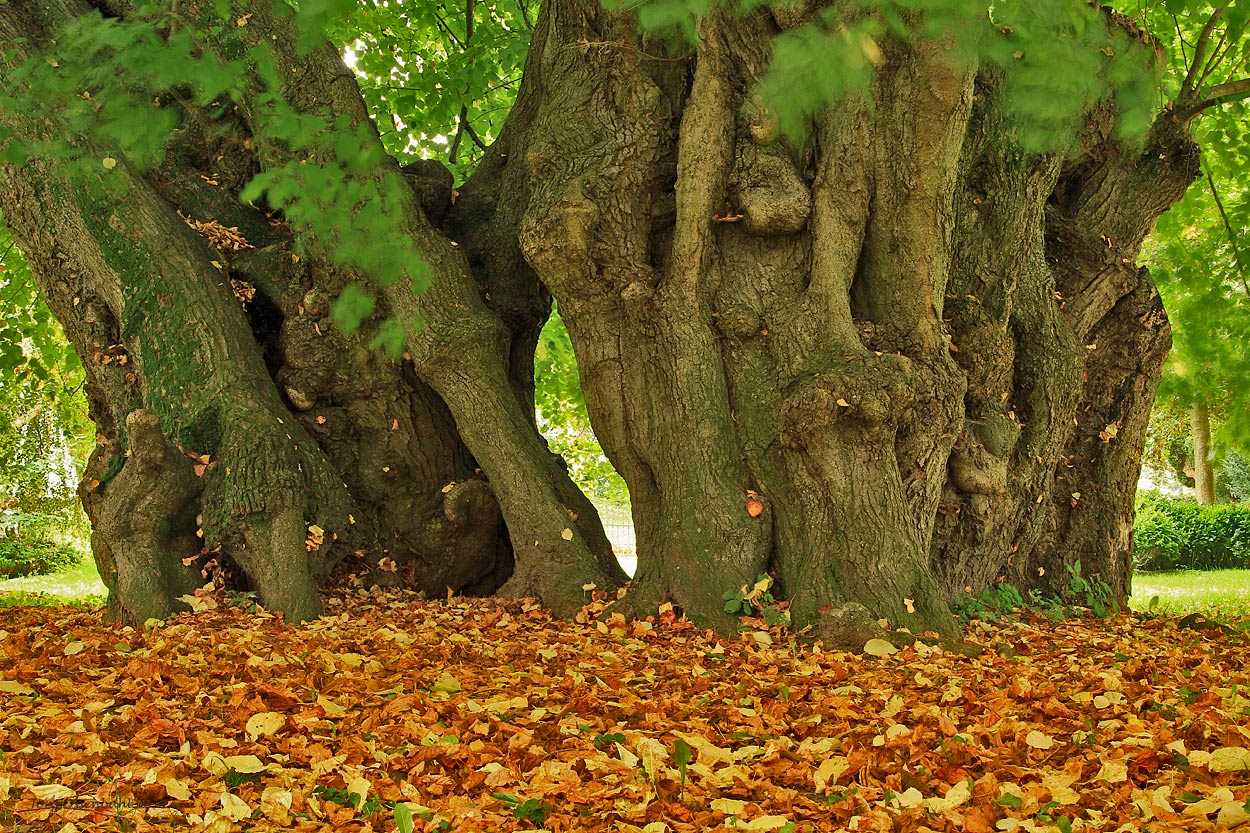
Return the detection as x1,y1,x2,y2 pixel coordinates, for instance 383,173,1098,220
955,561,1118,624
723,574,791,627
227,590,260,613
673,737,692,799
954,581,1025,624
1064,560,1118,617
491,792,553,826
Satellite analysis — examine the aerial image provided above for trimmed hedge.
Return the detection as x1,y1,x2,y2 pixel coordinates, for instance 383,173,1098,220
1134,491,1250,572
0,538,82,579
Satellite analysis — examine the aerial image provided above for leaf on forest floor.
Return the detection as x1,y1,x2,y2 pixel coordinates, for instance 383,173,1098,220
864,637,897,656
1,593,1249,833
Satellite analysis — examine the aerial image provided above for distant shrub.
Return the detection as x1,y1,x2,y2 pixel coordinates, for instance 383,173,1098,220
0,537,81,578
1134,491,1250,572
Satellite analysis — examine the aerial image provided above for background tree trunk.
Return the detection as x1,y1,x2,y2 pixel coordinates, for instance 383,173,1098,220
1191,401,1216,504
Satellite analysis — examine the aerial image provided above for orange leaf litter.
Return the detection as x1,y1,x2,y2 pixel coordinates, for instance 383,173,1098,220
1,592,1248,832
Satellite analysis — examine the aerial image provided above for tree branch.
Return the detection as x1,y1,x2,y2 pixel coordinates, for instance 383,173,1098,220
1182,75,1250,118
1203,161,1250,299
1180,1,1230,102
448,0,476,165
1198,12,1249,91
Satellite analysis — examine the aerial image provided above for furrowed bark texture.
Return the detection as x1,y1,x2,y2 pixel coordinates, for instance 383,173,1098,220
454,0,1200,637
0,0,624,624
1,0,1202,633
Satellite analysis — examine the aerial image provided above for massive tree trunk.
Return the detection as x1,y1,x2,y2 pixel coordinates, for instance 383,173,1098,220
454,0,1199,634
0,0,1201,635
0,0,625,626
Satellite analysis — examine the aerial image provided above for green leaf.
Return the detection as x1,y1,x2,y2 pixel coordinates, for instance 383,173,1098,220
331,284,376,335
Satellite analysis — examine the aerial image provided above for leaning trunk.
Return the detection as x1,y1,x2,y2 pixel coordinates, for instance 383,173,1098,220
0,0,625,625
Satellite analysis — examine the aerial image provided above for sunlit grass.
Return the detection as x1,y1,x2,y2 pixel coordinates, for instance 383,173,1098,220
1130,569,1250,619
0,556,106,608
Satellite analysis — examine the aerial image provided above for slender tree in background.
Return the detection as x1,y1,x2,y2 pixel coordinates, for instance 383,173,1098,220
1143,37,1250,507
0,0,1246,637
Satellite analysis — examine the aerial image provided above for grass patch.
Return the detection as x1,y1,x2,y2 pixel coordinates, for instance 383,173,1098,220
1130,568,1250,618
0,556,106,609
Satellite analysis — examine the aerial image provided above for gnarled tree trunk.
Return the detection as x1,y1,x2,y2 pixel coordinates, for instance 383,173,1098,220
0,0,625,626
451,0,1199,636
0,0,1202,635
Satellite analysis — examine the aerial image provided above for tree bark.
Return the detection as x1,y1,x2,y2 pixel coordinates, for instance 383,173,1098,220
0,0,623,625
1192,401,1216,504
0,0,1206,634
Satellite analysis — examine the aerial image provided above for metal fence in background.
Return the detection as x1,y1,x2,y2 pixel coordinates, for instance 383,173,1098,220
592,502,635,553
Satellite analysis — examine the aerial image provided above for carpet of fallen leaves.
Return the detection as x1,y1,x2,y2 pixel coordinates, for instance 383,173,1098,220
2,592,1249,833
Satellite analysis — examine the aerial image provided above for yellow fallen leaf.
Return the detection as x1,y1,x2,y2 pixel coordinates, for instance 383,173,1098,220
347,776,371,810
101,157,117,169
894,787,923,808
741,816,792,831
432,672,462,694
0,680,35,695
161,776,191,801
260,787,293,822
864,638,897,657
561,527,574,540
712,798,748,815
223,754,266,773
64,641,85,656
1025,730,1054,749
219,792,252,821
616,742,639,769
636,736,668,779
1041,770,1080,805
1094,759,1128,782
1208,746,1250,772
177,593,218,613
813,756,850,792
29,784,76,800
925,780,971,812
245,712,285,740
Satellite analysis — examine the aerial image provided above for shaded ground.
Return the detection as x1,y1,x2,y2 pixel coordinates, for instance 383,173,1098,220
1,591,1248,832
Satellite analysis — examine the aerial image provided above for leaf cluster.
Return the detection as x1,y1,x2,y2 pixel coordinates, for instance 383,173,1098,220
0,2,434,357
618,0,1167,153
329,0,533,180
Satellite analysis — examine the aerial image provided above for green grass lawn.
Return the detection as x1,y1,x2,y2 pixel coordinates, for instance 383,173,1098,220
0,556,106,609
1130,568,1250,618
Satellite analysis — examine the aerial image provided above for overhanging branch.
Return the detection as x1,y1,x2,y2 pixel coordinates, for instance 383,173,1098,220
1181,75,1250,119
